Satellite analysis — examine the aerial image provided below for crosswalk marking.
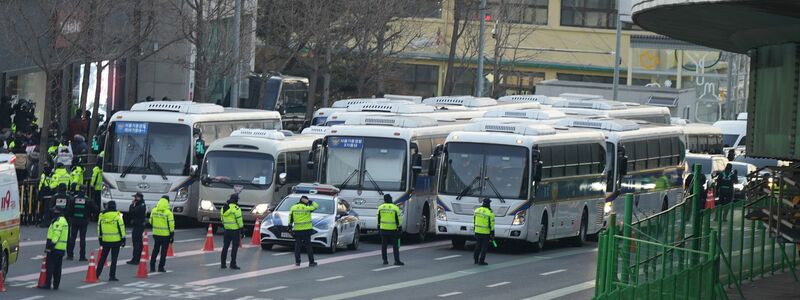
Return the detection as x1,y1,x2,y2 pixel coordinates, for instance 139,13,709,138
372,265,401,272
434,255,461,261
77,282,108,289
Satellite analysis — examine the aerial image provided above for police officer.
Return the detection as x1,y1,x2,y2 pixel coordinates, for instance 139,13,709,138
220,194,244,270
715,163,738,206
90,160,103,218
51,183,71,215
473,198,495,265
126,192,147,265
377,194,404,266
149,195,174,272
70,158,85,191
290,195,319,267
38,163,53,227
66,185,94,261
38,206,68,290
96,201,125,281
49,163,71,191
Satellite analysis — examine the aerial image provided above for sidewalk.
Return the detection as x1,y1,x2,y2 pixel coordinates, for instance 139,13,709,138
726,268,800,299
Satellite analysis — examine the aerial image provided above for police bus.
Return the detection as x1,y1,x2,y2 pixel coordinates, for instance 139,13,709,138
682,123,724,154
556,118,686,221
101,101,282,220
310,115,467,241
435,121,608,250
551,100,672,125
310,98,414,126
197,129,322,230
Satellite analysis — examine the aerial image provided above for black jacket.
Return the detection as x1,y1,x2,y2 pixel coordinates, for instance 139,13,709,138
66,192,94,224
128,201,147,227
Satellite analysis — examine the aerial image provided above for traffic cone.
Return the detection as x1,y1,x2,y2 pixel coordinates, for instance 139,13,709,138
202,224,215,251
136,249,148,279
251,219,261,246
83,251,98,283
167,243,175,257
36,256,47,287
705,189,716,209
143,231,150,260
0,269,6,292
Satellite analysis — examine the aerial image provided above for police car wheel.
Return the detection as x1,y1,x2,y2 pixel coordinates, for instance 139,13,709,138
347,228,360,250
328,231,338,254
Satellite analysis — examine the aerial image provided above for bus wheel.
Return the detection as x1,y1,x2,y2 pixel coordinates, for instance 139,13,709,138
533,215,548,252
414,211,429,242
569,210,588,247
451,237,466,249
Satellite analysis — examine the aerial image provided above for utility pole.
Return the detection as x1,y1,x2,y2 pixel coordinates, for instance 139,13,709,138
476,0,487,97
612,0,622,100
231,0,242,108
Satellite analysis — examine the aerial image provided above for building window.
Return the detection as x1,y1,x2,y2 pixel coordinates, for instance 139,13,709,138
556,73,649,85
486,0,548,25
452,67,476,96
497,71,545,96
400,0,442,19
560,0,638,29
386,64,439,97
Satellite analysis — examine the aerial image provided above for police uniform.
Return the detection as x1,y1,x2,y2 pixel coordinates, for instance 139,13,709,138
716,167,738,206
377,195,404,265
90,164,103,216
40,211,68,290
70,163,84,191
289,198,319,266
38,168,53,227
66,187,94,261
126,193,147,265
220,194,244,269
149,196,174,272
96,201,125,281
473,199,495,265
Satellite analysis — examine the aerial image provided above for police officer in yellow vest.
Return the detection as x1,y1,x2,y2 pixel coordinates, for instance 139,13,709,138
377,194,404,266
90,160,103,218
149,196,174,272
38,164,53,228
289,195,319,267
70,158,85,191
96,201,125,281
220,194,244,270
473,198,495,266
38,206,68,290
49,163,71,190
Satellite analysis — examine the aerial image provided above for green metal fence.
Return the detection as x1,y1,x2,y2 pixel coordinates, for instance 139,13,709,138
594,165,799,299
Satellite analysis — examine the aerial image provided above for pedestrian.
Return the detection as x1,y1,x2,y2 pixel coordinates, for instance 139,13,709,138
66,185,94,261
96,200,125,281
38,163,53,227
220,194,244,270
149,195,174,272
473,198,495,266
38,206,68,290
715,163,738,206
126,192,147,265
377,194,404,266
289,195,318,267
49,163,71,191
90,160,103,219
70,157,85,191
51,183,71,214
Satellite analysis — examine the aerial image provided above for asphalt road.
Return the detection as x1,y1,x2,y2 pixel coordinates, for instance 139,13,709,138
3,224,599,300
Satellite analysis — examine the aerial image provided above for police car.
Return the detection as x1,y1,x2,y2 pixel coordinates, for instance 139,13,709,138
259,183,360,253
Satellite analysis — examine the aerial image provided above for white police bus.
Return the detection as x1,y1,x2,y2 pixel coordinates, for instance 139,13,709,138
310,98,414,126
556,118,686,221
435,121,608,250
683,123,724,154
311,115,468,241
101,101,281,220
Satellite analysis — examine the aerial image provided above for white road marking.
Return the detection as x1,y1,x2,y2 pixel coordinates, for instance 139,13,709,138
122,297,142,300
272,252,291,256
19,296,45,300
259,286,288,292
316,275,344,282
520,280,595,300
372,265,400,272
30,255,46,260
486,281,510,288
77,282,108,289
19,229,192,247
438,292,462,297
174,237,205,243
434,255,461,261
148,270,173,276
539,269,566,276
205,262,222,266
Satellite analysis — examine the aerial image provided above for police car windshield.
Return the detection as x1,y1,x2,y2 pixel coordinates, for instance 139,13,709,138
276,196,335,214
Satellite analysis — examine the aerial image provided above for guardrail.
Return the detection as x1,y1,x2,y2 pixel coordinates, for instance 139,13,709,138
594,165,799,299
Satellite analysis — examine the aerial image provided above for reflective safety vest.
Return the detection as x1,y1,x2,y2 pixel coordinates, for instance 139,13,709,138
98,211,125,243
91,166,103,191
48,145,57,157
717,171,735,192
49,168,71,189
221,203,244,230
70,165,84,190
70,195,89,220
377,203,402,231
48,216,69,251
289,201,319,231
473,207,495,235
149,197,175,237
38,173,51,191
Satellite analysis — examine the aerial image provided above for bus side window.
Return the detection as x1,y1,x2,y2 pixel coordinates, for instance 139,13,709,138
551,146,565,178
660,138,672,166
578,144,591,175
539,146,553,179
647,139,660,168
564,145,578,176
276,153,287,183
286,152,302,183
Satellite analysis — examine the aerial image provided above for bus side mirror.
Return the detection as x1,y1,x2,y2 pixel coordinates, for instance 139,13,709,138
619,155,629,176
533,161,543,183
306,151,315,170
278,172,287,185
191,164,199,176
412,153,422,174
307,138,323,170
429,144,444,175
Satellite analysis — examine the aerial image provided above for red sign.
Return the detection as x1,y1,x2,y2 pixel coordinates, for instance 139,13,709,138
0,191,13,211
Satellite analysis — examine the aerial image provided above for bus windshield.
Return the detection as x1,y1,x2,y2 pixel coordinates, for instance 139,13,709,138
440,143,529,199
201,151,274,190
104,122,192,176
322,137,407,191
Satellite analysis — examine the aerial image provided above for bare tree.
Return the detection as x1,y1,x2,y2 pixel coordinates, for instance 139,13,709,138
0,0,85,170
443,0,478,95
486,0,539,97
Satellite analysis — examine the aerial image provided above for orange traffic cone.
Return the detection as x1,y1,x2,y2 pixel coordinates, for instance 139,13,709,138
83,251,98,283
143,231,150,260
0,268,6,292
705,189,716,209
36,256,47,287
202,224,215,251
167,243,175,257
251,219,261,246
136,249,149,279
